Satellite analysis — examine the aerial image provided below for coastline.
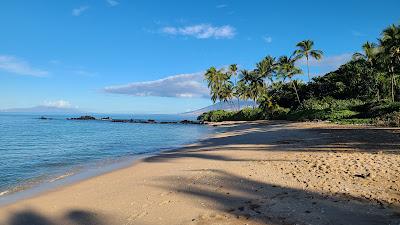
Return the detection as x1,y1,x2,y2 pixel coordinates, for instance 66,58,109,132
1,121,399,225
0,123,217,207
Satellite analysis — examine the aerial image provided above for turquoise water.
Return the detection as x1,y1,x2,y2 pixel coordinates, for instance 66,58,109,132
0,114,213,196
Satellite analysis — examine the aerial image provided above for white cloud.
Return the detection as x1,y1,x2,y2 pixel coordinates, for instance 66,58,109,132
72,6,89,16
296,53,353,74
106,0,119,6
216,4,227,8
41,100,75,109
104,72,209,98
263,36,272,43
161,24,236,39
0,55,48,77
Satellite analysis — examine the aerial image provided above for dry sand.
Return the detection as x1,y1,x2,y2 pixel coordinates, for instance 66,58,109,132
0,121,400,225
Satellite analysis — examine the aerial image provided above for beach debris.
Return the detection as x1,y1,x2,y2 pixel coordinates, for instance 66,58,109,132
354,173,370,178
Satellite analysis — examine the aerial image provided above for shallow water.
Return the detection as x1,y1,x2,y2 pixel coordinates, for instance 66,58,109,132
0,114,213,197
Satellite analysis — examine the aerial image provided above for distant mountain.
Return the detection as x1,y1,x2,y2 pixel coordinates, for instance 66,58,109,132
181,100,257,116
0,106,83,114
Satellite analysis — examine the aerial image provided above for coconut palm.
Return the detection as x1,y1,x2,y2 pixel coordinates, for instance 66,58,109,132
239,69,265,106
255,55,276,83
353,42,380,100
294,40,323,82
228,64,240,110
204,67,220,103
277,55,303,104
380,24,400,102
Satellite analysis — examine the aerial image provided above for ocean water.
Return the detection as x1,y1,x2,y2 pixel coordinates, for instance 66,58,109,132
0,114,213,197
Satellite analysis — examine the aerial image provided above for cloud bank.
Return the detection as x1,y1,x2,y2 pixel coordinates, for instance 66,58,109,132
0,55,48,77
161,24,236,39
104,72,209,98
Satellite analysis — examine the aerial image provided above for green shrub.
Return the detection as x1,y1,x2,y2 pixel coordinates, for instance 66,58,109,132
197,108,263,122
198,110,235,122
299,97,364,111
326,110,358,120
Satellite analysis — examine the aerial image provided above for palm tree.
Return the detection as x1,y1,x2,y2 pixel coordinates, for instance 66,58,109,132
277,55,303,104
353,41,380,100
294,40,323,82
228,64,240,110
236,80,251,102
204,67,220,103
380,24,400,102
239,69,265,106
255,55,276,83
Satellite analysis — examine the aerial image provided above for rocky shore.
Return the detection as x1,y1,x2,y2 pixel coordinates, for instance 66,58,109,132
65,115,201,124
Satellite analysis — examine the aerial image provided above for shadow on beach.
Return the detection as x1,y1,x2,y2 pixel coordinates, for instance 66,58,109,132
142,121,400,225
4,121,400,225
6,209,108,225
152,169,400,225
144,121,400,164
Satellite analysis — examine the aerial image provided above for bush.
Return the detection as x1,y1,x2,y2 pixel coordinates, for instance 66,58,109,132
197,108,263,122
197,110,235,122
299,97,364,111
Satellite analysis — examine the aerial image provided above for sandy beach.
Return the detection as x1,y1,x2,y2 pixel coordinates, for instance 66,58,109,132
0,121,400,225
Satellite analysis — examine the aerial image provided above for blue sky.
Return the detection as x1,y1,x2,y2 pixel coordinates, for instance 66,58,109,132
1,0,399,114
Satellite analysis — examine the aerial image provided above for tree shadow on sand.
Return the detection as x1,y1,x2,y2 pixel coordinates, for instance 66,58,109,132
152,169,400,225
6,208,108,225
143,121,400,164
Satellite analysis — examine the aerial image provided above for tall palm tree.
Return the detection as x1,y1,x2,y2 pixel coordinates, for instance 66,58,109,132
255,55,276,83
277,55,303,104
353,42,380,100
239,69,265,106
228,64,240,110
204,67,220,103
294,40,323,82
380,24,400,102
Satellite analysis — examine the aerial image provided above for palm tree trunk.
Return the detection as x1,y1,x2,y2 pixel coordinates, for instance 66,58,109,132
306,55,310,82
392,74,396,102
377,89,380,101
290,79,301,104
391,66,395,102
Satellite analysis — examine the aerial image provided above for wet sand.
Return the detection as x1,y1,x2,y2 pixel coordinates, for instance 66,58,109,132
0,121,399,225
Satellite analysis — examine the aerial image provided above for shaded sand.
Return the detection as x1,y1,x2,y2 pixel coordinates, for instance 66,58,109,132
1,121,400,225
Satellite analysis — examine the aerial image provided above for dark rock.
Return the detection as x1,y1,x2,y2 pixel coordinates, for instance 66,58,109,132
39,116,52,120
68,115,96,120
180,120,200,124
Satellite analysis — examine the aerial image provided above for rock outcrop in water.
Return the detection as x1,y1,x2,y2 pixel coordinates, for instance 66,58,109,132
67,115,96,120
66,115,200,124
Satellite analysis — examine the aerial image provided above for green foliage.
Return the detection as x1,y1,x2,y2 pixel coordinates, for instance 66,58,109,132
197,110,235,122
299,97,364,111
202,23,400,126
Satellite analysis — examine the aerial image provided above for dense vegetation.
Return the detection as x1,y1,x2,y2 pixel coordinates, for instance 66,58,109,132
198,23,400,126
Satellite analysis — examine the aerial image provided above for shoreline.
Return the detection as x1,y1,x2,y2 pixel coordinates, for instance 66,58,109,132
0,125,218,207
1,120,399,225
